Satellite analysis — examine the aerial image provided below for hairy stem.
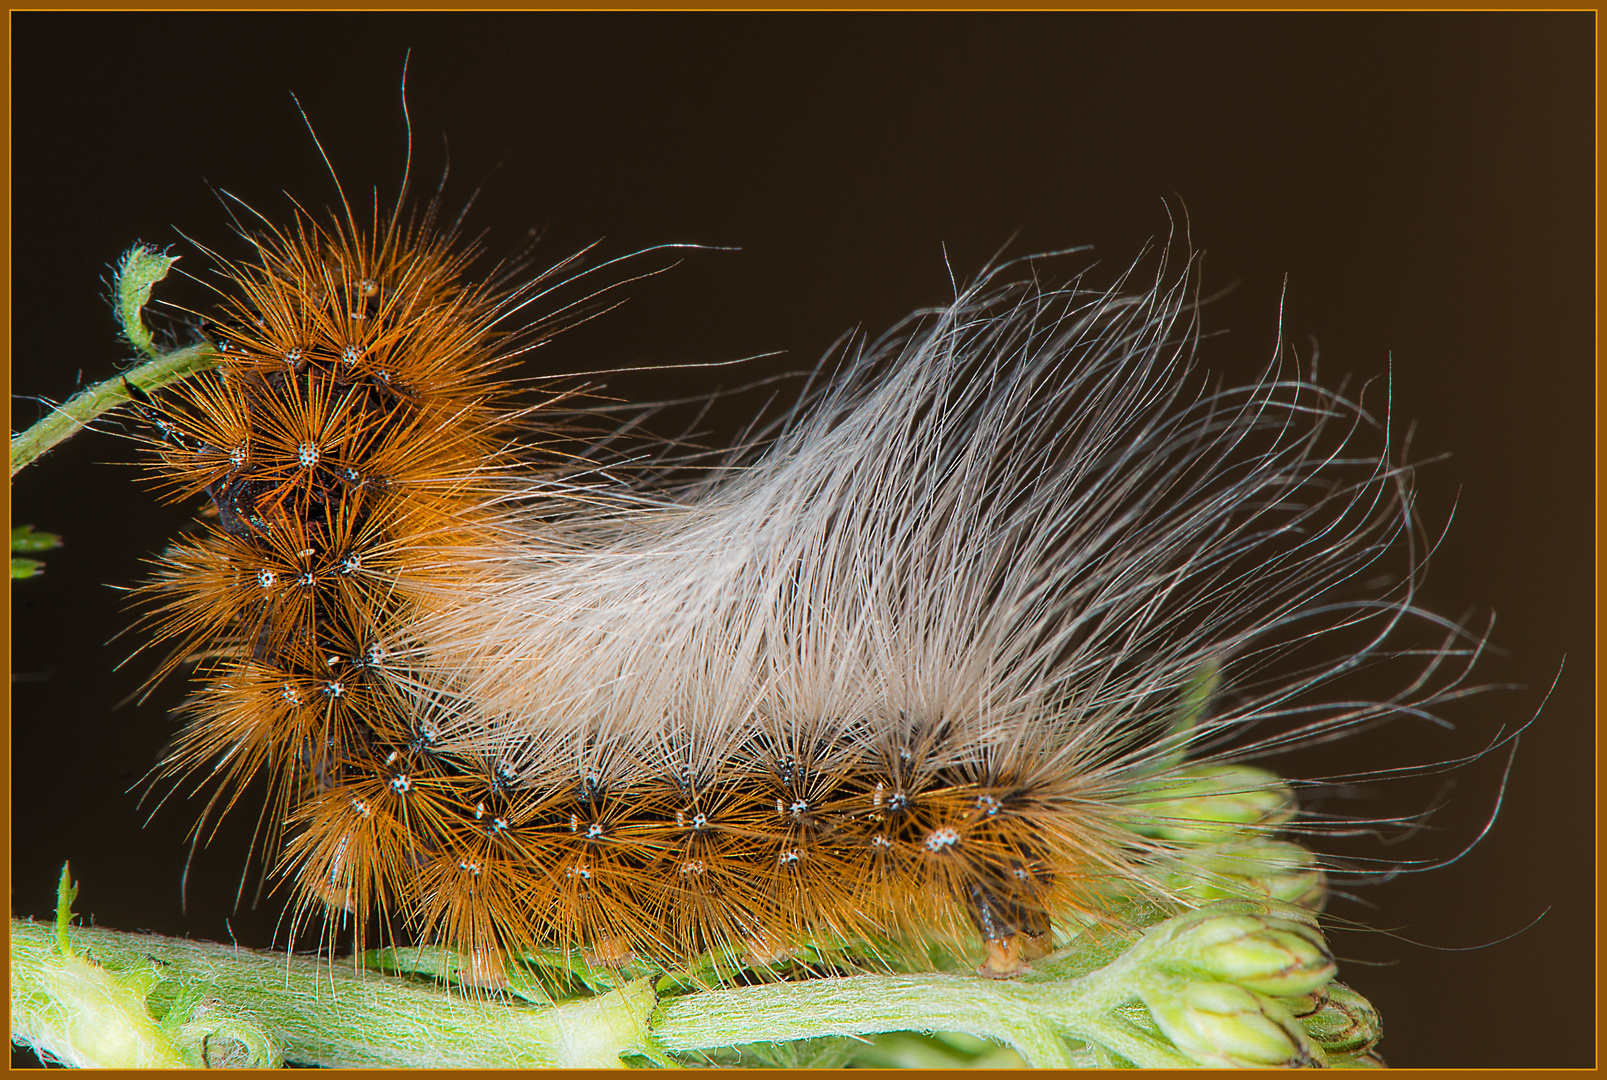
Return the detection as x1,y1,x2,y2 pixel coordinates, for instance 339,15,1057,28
13,904,1343,1069
10,919,665,1068
9,344,216,478
7,916,1192,1068
12,857,1375,1069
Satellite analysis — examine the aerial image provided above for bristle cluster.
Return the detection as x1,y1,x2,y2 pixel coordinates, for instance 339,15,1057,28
135,204,546,983
136,207,1478,989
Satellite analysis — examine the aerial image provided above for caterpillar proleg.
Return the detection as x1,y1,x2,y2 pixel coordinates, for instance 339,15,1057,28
119,177,1483,998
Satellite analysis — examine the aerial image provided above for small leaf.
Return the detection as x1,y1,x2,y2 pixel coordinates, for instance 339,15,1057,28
11,524,63,553
55,862,79,956
12,526,62,578
114,244,180,360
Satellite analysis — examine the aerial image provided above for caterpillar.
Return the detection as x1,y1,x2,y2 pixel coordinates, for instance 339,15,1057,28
123,172,1482,996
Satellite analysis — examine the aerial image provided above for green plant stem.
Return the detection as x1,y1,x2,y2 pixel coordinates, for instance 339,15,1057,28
9,343,216,478
10,913,1213,1068
12,894,1379,1070
10,919,661,1068
652,954,1194,1068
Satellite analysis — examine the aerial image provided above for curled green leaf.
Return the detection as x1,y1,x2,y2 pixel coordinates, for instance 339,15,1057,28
113,244,180,360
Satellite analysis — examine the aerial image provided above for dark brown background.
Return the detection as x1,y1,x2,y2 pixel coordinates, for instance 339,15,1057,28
10,13,1593,1068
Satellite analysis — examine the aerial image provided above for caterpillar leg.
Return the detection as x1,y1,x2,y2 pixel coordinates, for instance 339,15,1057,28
965,876,1054,978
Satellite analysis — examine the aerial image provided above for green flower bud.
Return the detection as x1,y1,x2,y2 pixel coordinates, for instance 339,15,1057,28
1142,979,1323,1068
1172,839,1329,911
1127,765,1297,843
1301,981,1382,1054
1276,985,1326,1019
1150,911,1336,997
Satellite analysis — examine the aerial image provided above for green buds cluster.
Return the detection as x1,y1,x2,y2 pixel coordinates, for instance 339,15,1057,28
1144,978,1320,1067
1125,905,1381,1067
1105,749,1379,1066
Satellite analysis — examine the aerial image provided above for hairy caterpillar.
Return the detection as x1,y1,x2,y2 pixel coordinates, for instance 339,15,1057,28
114,164,1489,1003
11,24,1591,1068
